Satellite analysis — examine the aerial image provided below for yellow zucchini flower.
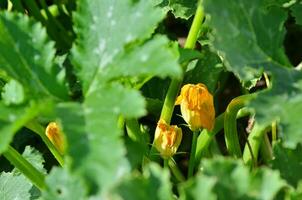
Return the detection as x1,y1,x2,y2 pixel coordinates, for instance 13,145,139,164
176,83,215,131
45,122,66,155
154,119,182,158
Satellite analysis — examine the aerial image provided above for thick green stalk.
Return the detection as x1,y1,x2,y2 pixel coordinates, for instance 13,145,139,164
188,131,198,178
195,113,224,161
242,123,269,166
3,145,45,190
224,94,256,158
159,1,204,123
26,121,64,166
260,133,273,163
195,108,252,165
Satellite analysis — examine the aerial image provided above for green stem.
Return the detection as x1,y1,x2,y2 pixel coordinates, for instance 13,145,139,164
260,133,273,164
164,158,169,169
195,113,224,161
159,1,204,123
26,121,64,166
184,2,204,49
224,94,256,158
3,145,45,190
168,159,185,182
188,131,198,178
271,121,277,143
160,79,183,124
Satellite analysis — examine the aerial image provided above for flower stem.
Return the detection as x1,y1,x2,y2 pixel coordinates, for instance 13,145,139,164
26,121,64,166
159,1,204,124
242,123,269,167
3,145,45,190
168,159,185,182
188,131,198,178
164,158,169,169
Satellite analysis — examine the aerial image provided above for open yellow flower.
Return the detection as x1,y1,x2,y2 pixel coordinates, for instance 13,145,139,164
45,122,66,155
176,83,215,131
154,119,182,158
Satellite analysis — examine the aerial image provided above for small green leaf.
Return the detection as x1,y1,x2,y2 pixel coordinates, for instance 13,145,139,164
111,164,173,200
18,146,46,175
1,79,25,106
168,0,197,19
0,172,32,200
0,12,68,100
0,146,45,200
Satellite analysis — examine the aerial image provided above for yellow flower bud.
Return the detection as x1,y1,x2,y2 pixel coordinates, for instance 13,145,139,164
45,122,66,155
154,119,182,158
176,83,215,131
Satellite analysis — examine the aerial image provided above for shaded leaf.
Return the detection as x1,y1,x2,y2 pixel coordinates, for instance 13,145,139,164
272,143,302,187
184,46,224,93
291,2,302,26
204,0,291,82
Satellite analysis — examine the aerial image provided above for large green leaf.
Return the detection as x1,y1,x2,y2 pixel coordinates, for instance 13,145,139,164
111,164,173,200
0,12,68,100
72,0,181,95
0,102,41,154
57,83,146,194
272,143,302,187
204,0,291,82
42,168,87,200
200,157,286,200
204,0,302,147
248,66,302,147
